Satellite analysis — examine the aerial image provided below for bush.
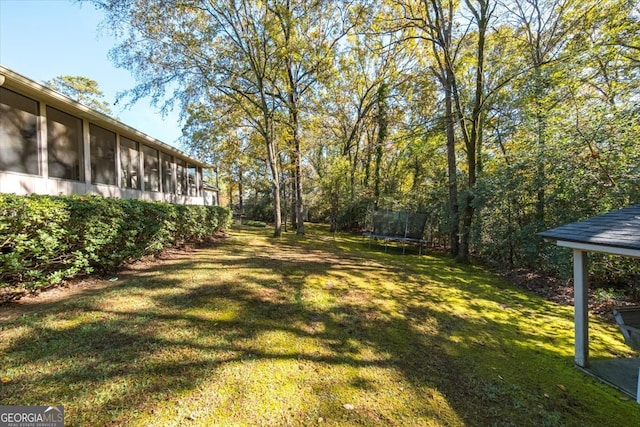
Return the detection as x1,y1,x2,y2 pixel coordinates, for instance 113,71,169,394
243,194,274,223
0,194,71,288
0,194,231,293
337,200,369,231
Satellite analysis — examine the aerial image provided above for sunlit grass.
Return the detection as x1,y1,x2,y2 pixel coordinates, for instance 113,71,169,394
1,223,639,426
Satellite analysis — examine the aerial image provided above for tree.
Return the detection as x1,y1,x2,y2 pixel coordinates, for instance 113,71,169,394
269,0,351,235
89,0,356,236
304,25,388,228
181,101,262,210
88,0,286,235
452,0,494,263
504,0,593,229
44,75,113,116
392,0,465,258
373,81,388,211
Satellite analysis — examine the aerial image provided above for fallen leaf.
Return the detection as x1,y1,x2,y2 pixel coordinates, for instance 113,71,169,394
1,377,10,383
557,384,567,392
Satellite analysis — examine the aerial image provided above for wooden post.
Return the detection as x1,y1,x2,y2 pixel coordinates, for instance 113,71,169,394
637,368,640,404
574,249,589,367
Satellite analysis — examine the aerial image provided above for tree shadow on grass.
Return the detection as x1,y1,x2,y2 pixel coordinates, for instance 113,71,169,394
1,229,638,426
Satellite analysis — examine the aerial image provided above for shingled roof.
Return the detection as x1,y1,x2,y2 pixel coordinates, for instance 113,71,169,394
539,204,640,251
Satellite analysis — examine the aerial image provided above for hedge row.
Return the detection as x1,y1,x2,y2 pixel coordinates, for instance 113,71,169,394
0,194,232,292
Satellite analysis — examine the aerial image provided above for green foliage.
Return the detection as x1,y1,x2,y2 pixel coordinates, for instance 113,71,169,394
0,194,70,288
337,199,369,231
0,194,231,292
43,75,113,116
243,194,275,223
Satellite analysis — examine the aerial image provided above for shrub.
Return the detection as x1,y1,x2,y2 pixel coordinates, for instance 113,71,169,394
0,194,231,294
0,194,71,288
243,194,274,223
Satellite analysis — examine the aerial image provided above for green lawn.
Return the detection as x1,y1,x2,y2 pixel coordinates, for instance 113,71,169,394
1,224,639,426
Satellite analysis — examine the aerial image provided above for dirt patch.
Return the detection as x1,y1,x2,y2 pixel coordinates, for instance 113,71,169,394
0,278,109,321
503,268,639,319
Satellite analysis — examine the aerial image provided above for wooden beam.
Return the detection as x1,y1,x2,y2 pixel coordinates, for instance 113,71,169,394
574,249,589,367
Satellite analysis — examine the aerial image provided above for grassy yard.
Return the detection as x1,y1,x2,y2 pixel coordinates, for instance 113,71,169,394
1,224,639,426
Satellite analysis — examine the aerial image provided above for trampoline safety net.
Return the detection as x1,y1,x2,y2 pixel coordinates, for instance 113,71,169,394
370,210,428,240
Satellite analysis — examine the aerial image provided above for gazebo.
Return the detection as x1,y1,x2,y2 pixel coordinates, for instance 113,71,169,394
539,204,640,401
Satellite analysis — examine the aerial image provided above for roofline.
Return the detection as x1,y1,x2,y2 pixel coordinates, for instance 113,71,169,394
553,240,640,259
0,65,212,168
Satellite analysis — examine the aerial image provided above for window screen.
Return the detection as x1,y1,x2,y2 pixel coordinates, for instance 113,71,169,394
188,165,197,196
90,124,116,185
176,159,187,195
120,137,139,189
143,145,160,192
47,106,83,181
161,152,174,193
0,88,39,175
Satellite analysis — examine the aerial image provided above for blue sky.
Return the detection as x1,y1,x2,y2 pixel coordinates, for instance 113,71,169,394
0,0,183,148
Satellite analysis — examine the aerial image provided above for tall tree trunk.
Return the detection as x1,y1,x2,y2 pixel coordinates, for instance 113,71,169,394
456,0,491,263
422,0,460,258
444,69,460,258
267,137,282,237
238,165,244,212
330,187,339,233
287,173,293,232
293,118,305,235
534,65,546,229
373,82,388,211
284,55,305,235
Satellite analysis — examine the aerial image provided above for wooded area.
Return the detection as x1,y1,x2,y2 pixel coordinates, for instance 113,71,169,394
87,0,640,283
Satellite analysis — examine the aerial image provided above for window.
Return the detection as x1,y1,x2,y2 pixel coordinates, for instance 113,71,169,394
197,167,203,196
120,137,139,189
188,165,197,196
161,152,174,193
0,88,39,175
47,106,83,181
176,159,187,195
90,124,116,185
143,145,160,192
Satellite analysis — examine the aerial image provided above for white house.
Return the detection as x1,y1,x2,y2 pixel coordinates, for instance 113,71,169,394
0,65,218,206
